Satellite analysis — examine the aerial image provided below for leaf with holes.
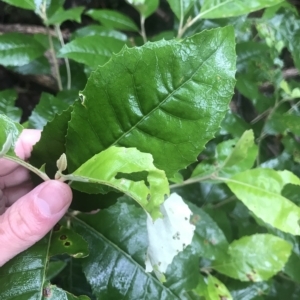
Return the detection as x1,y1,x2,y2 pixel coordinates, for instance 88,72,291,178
66,27,236,178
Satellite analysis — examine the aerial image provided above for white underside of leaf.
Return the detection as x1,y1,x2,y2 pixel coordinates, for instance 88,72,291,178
145,193,195,280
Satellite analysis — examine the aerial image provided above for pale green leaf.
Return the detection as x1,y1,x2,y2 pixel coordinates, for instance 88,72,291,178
0,89,22,122
213,234,292,281
86,9,139,31
65,27,236,178
200,0,284,19
58,36,125,67
0,33,45,67
68,146,169,220
145,193,195,280
166,0,196,20
126,0,159,18
224,169,300,235
0,114,22,157
47,6,85,25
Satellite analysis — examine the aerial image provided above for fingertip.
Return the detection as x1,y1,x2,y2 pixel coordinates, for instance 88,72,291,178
15,129,41,160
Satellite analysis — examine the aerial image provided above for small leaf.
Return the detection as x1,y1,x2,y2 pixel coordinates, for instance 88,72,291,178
200,0,285,19
213,234,292,281
58,36,125,67
28,92,72,129
0,89,22,122
225,168,300,235
126,0,159,18
166,0,196,20
47,6,85,25
86,9,139,31
0,33,45,67
50,224,89,258
145,193,195,279
69,146,169,220
0,114,22,157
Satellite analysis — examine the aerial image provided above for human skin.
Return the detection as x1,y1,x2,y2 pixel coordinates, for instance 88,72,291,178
0,129,72,267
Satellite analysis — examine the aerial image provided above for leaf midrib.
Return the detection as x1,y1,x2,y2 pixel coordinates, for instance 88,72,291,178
73,216,179,299
104,36,226,149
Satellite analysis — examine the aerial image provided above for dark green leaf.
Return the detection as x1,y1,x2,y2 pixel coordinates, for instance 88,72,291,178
66,27,236,178
0,89,22,122
86,9,139,31
126,0,159,18
1,0,35,10
58,36,125,67
47,6,85,25
0,33,45,67
166,0,196,20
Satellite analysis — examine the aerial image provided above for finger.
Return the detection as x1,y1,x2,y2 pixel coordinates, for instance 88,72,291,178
4,180,33,207
0,166,30,190
0,129,41,177
0,180,72,267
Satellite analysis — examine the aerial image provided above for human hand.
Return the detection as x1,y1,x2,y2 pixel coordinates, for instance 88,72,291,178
0,129,72,267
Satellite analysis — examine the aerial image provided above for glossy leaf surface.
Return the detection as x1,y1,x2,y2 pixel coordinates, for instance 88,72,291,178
0,33,45,67
71,201,181,299
225,169,300,235
58,36,125,67
86,9,139,31
200,0,284,19
69,146,169,219
47,6,85,25
213,234,292,281
0,89,22,122
66,27,236,178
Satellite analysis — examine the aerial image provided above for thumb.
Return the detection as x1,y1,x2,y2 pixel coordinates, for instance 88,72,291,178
0,180,72,267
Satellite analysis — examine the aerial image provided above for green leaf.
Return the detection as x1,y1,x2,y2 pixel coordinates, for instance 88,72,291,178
46,261,67,281
71,201,181,299
200,0,284,19
68,146,169,220
28,92,72,129
224,169,300,235
192,130,257,179
66,27,236,178
0,33,45,67
72,25,128,41
194,275,233,300
126,0,159,18
145,193,195,279
30,106,72,178
0,114,22,157
58,36,125,67
0,233,84,299
1,0,35,10
188,202,229,260
213,234,292,281
50,224,89,258
0,89,22,122
86,9,139,32
10,56,51,75
166,0,196,20
47,6,85,25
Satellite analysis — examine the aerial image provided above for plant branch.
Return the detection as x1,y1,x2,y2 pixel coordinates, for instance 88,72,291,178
177,0,184,39
3,154,50,181
46,26,63,91
140,15,147,43
55,24,71,90
170,173,217,189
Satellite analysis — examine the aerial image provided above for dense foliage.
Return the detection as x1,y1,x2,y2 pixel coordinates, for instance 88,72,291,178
1,0,300,299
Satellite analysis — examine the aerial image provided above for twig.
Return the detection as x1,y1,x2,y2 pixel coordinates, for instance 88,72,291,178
55,25,71,90
140,15,147,43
